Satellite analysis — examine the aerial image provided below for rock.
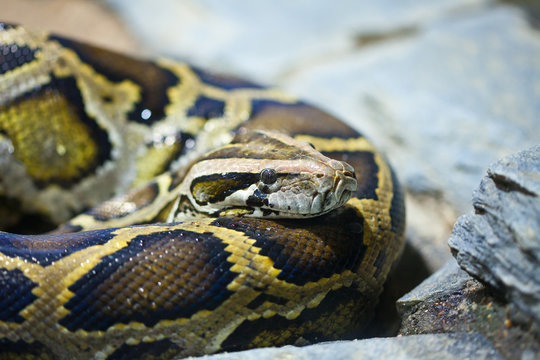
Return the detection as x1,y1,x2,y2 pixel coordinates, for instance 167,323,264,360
368,242,433,337
397,259,471,310
449,145,540,327
104,0,492,82
286,6,540,215
192,333,503,360
398,260,540,360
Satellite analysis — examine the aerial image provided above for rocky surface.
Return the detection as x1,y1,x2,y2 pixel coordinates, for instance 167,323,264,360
193,333,503,360
397,146,540,360
449,145,540,328
398,260,540,360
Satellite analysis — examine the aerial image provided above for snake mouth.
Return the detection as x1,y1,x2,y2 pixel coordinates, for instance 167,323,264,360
301,170,356,217
287,161,356,217
335,173,357,202
330,161,357,206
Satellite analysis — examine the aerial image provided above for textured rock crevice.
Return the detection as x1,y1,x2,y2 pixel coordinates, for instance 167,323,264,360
199,333,504,360
397,145,540,360
397,261,540,360
449,145,540,328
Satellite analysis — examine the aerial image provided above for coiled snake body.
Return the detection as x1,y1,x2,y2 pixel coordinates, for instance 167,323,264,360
0,23,405,359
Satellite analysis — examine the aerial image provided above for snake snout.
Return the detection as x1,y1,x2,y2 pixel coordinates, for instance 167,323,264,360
328,160,355,177
325,159,357,207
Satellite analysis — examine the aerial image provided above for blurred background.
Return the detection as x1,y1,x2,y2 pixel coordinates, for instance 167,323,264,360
2,0,539,273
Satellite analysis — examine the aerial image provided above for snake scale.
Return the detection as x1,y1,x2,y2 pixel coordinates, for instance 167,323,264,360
0,23,405,359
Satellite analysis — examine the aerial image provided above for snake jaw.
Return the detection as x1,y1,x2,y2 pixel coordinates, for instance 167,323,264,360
310,170,356,216
331,161,358,208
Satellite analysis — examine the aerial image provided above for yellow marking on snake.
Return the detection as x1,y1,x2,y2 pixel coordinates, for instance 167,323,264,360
294,135,377,153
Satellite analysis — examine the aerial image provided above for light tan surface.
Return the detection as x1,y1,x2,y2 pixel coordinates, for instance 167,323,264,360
0,0,138,54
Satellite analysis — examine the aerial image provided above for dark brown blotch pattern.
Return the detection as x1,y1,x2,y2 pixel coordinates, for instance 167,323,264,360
211,207,366,286
51,36,179,124
0,268,38,323
244,101,360,139
59,229,237,331
0,228,116,265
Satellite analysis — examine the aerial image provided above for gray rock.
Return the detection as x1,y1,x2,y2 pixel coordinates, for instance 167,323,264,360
104,0,491,82
449,145,540,326
397,260,488,338
286,6,540,215
398,259,540,360
192,333,503,360
397,259,470,311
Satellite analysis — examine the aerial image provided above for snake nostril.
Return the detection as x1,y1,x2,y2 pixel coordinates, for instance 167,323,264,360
344,170,356,179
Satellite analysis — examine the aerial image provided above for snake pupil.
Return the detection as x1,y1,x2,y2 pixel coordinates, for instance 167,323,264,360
260,168,277,185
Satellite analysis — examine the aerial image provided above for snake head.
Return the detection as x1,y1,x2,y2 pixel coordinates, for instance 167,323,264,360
180,130,357,218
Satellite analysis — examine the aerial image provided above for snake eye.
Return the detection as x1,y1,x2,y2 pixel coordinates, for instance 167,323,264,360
260,168,277,185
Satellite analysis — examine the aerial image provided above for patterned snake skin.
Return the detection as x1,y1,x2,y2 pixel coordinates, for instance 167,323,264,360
0,23,405,359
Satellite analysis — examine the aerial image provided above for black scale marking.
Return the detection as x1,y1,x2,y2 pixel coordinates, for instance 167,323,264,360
0,268,37,323
0,43,38,75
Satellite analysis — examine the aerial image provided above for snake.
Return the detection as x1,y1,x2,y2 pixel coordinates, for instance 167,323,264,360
0,23,406,359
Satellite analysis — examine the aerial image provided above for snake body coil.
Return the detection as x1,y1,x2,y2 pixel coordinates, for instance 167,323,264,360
0,23,405,359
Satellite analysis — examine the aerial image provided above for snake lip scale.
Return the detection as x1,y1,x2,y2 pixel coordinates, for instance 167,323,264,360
0,23,406,359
